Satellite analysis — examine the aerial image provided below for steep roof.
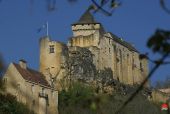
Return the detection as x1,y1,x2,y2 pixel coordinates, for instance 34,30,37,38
108,32,139,53
13,63,50,87
72,9,99,25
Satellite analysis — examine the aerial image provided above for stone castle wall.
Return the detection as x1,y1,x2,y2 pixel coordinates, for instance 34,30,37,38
39,22,148,89
39,37,67,78
71,24,101,37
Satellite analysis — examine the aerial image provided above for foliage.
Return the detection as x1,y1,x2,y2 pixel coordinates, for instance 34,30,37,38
0,93,35,114
147,29,170,55
0,56,5,92
0,56,34,114
59,82,95,107
118,28,170,113
0,78,5,92
58,82,161,114
0,56,3,77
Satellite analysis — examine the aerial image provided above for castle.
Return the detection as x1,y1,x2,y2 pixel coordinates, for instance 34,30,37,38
39,9,148,90
2,9,149,114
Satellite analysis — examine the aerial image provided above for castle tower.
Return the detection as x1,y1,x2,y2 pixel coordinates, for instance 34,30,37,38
39,36,67,83
68,9,105,47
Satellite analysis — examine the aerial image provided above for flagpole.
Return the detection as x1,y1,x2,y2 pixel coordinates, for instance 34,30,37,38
46,21,49,36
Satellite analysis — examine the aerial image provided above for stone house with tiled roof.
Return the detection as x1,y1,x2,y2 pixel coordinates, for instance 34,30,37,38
3,60,58,114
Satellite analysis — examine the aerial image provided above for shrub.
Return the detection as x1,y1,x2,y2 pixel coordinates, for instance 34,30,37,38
59,82,162,114
0,93,35,114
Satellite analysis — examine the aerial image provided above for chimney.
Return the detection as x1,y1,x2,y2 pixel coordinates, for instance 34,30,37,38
19,59,27,69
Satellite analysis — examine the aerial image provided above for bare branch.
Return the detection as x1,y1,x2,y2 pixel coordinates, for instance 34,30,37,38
91,0,112,16
160,0,170,14
161,61,170,65
115,53,169,114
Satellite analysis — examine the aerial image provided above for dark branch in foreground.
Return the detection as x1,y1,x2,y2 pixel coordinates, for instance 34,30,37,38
115,53,169,114
160,0,170,14
91,0,112,16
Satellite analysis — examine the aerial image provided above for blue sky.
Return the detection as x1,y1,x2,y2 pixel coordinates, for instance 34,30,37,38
0,0,170,85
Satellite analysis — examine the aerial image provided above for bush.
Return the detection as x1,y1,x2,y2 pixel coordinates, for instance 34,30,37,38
59,82,95,107
0,93,35,114
0,78,5,92
59,82,161,114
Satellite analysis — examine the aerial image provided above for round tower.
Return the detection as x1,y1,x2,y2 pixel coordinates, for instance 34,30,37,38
39,36,66,79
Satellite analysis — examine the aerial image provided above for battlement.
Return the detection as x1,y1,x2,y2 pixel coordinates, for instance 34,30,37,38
72,23,101,30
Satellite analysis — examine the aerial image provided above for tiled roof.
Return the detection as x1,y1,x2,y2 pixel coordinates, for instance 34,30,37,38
13,63,50,87
72,9,99,25
109,32,139,53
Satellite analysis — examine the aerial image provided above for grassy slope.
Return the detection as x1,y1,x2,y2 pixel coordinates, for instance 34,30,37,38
59,82,162,114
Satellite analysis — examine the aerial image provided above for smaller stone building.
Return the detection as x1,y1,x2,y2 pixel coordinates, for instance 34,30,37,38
3,60,58,114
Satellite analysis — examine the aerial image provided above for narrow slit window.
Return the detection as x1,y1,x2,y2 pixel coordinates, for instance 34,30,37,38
140,62,143,71
31,85,35,93
3,78,7,83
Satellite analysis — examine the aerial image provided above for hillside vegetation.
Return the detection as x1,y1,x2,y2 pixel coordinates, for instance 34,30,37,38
59,82,162,114
0,78,35,114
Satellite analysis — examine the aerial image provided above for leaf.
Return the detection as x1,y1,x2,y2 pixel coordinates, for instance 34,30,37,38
139,53,148,60
110,0,121,8
147,29,170,54
101,0,110,7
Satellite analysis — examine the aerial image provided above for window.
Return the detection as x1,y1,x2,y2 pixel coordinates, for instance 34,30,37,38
3,78,7,83
17,83,20,90
42,88,45,94
17,83,20,87
140,62,143,71
31,85,35,93
32,100,35,105
114,47,117,55
119,49,122,55
132,58,135,69
51,91,55,98
49,45,54,53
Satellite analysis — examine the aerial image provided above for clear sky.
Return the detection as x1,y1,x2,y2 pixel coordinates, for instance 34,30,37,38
0,0,170,85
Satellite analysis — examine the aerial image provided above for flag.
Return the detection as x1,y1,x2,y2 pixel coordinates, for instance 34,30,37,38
37,22,47,33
